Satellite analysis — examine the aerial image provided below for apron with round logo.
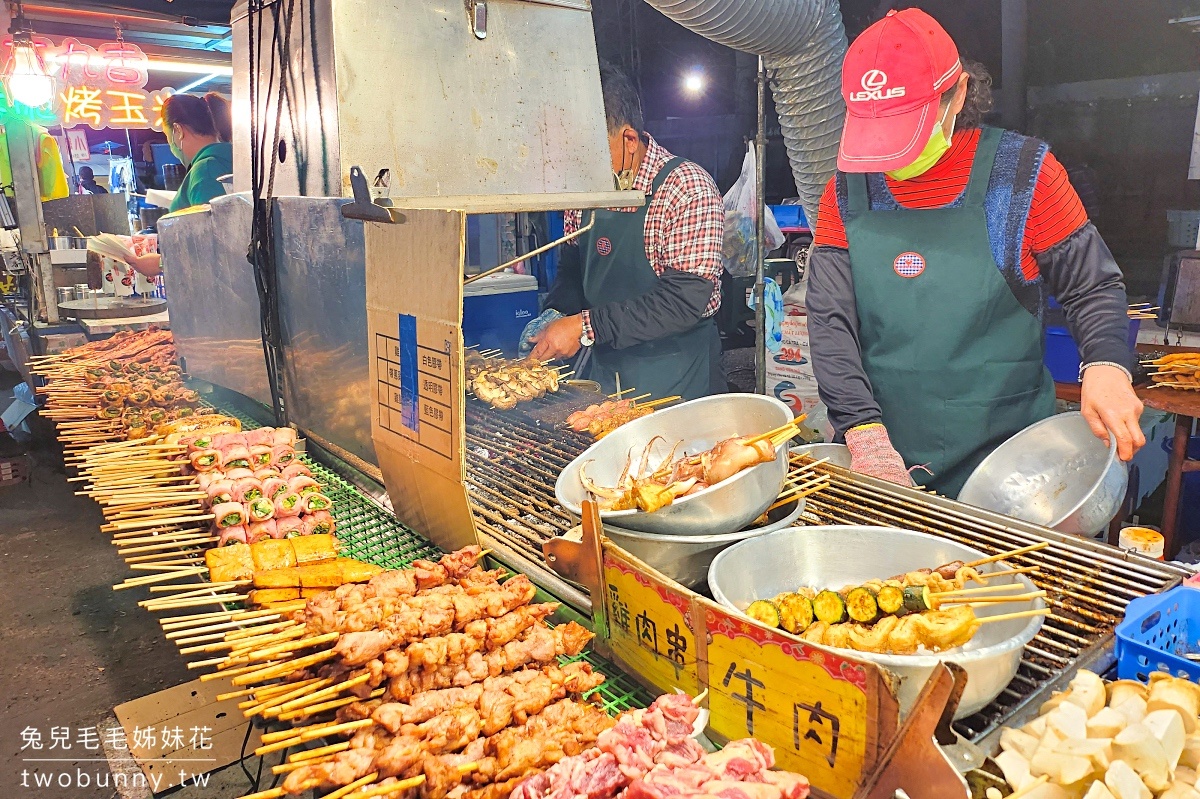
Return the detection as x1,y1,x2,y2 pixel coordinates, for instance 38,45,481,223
844,127,1055,497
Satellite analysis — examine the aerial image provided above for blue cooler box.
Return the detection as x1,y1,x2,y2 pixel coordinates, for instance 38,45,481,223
462,272,539,355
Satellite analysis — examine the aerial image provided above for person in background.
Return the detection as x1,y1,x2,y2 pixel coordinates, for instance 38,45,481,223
77,166,107,195
123,92,233,278
0,124,69,201
522,64,726,400
806,9,1143,497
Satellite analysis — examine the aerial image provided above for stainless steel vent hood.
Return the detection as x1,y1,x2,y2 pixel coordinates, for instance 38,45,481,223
231,0,624,206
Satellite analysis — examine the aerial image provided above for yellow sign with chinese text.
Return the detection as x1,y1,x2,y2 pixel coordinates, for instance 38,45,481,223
704,600,883,798
603,550,700,697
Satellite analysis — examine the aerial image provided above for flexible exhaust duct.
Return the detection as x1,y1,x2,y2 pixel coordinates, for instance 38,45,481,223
643,0,847,225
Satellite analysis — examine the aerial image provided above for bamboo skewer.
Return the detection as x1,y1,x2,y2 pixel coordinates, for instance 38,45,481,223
272,673,369,713
278,689,385,722
247,678,336,718
200,660,284,682
114,566,208,590
931,583,1030,598
938,591,1046,607
325,773,380,799
964,541,1050,567
976,608,1053,624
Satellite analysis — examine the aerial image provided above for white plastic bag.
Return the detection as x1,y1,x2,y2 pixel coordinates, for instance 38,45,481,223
722,145,784,277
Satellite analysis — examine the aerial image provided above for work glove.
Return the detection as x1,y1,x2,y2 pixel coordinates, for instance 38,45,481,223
518,309,564,357
844,423,914,487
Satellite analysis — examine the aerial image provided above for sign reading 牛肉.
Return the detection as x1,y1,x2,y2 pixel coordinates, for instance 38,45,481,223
705,602,876,798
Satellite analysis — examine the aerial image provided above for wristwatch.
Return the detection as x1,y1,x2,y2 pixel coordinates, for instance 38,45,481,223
579,328,595,348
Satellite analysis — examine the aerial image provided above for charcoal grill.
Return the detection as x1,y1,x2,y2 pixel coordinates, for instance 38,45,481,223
465,389,597,606
462,391,1188,749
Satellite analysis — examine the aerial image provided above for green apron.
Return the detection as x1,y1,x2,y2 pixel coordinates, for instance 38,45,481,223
844,127,1055,497
580,157,723,401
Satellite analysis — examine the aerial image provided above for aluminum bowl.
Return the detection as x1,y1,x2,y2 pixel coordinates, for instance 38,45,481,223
556,394,792,536
958,412,1128,536
599,499,806,589
708,526,1045,719
792,443,851,468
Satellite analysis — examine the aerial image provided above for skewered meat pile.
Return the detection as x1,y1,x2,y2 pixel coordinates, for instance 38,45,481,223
37,328,196,438
467,354,561,410
580,435,777,513
220,547,614,799
512,693,811,799
566,399,654,439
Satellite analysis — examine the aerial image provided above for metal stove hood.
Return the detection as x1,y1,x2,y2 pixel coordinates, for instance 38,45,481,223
231,0,631,209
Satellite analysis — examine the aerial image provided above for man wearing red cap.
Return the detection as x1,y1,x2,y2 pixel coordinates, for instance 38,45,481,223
806,8,1144,497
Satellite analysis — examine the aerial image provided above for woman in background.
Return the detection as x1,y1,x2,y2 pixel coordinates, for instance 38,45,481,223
125,92,232,277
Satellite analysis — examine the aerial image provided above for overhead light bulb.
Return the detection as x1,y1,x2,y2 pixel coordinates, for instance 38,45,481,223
683,72,705,95
8,34,54,107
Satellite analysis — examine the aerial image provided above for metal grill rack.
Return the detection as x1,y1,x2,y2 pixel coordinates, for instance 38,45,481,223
464,394,594,578
794,460,1188,746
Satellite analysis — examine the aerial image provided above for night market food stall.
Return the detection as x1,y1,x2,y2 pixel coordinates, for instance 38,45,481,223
18,1,1200,798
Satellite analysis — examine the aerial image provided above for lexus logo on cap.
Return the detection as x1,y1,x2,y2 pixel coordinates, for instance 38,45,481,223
849,69,906,103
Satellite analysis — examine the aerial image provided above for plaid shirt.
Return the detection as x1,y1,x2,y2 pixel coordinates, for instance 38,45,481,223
566,136,724,340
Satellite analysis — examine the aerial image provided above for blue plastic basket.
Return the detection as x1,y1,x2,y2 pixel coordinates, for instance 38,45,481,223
1115,586,1200,681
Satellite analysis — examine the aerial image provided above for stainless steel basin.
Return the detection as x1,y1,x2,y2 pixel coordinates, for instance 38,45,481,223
958,412,1128,536
556,393,793,536
708,525,1045,719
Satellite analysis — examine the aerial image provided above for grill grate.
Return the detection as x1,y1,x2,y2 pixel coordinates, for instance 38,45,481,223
792,460,1184,744
465,393,594,562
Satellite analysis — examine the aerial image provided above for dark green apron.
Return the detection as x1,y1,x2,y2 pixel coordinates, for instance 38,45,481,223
580,157,722,401
844,127,1055,497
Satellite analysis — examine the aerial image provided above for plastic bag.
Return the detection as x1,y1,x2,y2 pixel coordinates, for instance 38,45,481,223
722,145,785,277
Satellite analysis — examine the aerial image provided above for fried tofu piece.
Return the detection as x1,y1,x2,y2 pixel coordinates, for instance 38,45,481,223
337,558,384,584
297,562,344,589
251,539,297,572
249,587,300,605
290,533,338,564
253,568,300,589
205,544,254,583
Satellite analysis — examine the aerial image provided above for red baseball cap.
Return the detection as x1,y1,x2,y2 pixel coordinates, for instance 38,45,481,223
838,8,962,173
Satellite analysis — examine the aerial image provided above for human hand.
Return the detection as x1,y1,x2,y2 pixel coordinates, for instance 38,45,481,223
529,314,584,362
844,423,913,486
126,252,162,278
1080,363,1145,461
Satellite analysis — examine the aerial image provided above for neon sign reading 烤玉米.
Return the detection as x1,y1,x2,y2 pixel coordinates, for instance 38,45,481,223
1,36,173,129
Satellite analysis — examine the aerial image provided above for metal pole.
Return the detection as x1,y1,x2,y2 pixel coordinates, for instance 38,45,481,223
1000,0,1028,130
753,56,767,394
6,119,55,324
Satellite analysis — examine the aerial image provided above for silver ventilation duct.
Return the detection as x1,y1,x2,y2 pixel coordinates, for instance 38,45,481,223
643,0,848,225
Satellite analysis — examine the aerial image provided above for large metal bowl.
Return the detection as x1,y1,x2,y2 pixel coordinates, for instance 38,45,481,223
958,412,1128,536
708,526,1045,719
556,394,793,536
599,499,806,589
